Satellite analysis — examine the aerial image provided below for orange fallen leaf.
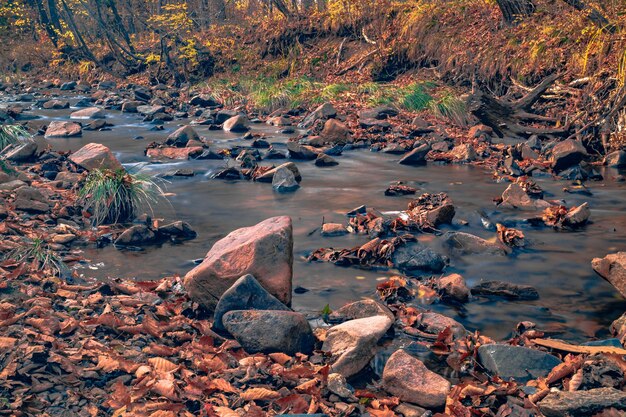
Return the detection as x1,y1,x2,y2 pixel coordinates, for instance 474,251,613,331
240,387,281,401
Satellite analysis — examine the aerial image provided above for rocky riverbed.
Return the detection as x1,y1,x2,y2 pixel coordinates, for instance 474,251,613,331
1,79,626,416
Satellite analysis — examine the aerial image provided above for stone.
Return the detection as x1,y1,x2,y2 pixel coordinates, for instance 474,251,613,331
165,125,199,147
0,180,26,191
70,107,105,119
321,223,347,237
14,186,49,213
213,274,290,331
417,311,467,339
327,373,354,399
5,140,37,161
121,101,143,113
471,280,539,300
604,150,626,167
272,167,300,193
43,100,69,109
328,299,394,323
320,119,351,144
359,106,398,120
315,153,338,167
551,139,588,171
398,143,430,165
592,252,626,298
477,344,562,383
438,273,470,302
300,103,337,128
287,142,318,160
392,243,447,273
137,105,165,116
267,116,291,126
538,388,626,417
157,221,196,239
190,94,219,107
322,315,393,378
114,225,156,246
45,121,82,138
394,403,429,417
184,216,293,311
442,231,507,256
222,310,314,355
256,162,301,183
223,115,249,132
382,349,450,409
215,110,237,124
147,146,203,160
563,202,590,227
51,234,76,244
69,143,123,171
499,183,551,210
450,143,476,161
60,81,76,91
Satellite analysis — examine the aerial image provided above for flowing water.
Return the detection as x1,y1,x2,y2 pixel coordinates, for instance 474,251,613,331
7,95,626,343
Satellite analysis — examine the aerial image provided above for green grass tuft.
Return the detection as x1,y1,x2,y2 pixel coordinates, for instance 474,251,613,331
401,83,433,111
78,169,166,226
430,93,470,127
6,237,63,275
0,125,30,152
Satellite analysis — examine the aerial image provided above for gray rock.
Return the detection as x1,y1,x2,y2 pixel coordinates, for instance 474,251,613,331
215,110,237,124
442,231,507,256
551,139,588,171
563,202,590,227
121,101,143,113
223,115,249,132
382,349,450,409
287,142,318,160
392,243,447,273
327,373,354,399
157,221,196,239
299,103,336,128
477,344,562,383
499,183,551,210
5,140,37,162
222,310,314,355
322,315,393,378
165,125,199,147
45,121,82,138
70,107,105,119
359,106,398,120
137,105,165,116
398,143,430,166
320,119,351,144
471,280,539,300
329,299,395,323
450,143,476,161
315,153,338,167
592,252,626,298
213,274,290,331
69,143,122,171
114,225,156,246
272,166,300,193
538,388,626,417
0,180,26,191
256,162,301,183
14,186,49,213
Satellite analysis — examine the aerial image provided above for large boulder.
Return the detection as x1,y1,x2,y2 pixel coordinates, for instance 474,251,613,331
382,349,450,409
45,121,82,138
272,166,299,193
320,119,351,144
477,344,561,383
213,274,290,331
70,107,105,119
222,310,314,355
322,315,393,378
165,125,199,147
69,143,122,171
184,216,293,311
551,139,588,171
538,388,626,417
592,252,626,298
223,115,249,132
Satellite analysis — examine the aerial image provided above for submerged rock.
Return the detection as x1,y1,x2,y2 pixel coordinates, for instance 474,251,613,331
438,273,470,302
538,387,626,417
442,231,507,256
382,349,450,409
114,225,156,246
157,221,196,239
184,216,293,311
222,310,314,355
477,344,561,383
213,274,290,331
392,243,447,273
328,299,394,323
592,252,626,298
471,280,539,300
322,315,392,378
70,143,123,171
499,183,551,210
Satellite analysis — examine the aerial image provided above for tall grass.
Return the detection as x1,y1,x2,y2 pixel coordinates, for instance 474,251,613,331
430,93,470,127
5,237,63,275
78,169,166,226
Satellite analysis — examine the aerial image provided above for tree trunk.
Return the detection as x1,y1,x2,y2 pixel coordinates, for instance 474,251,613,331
495,0,536,24
561,0,615,33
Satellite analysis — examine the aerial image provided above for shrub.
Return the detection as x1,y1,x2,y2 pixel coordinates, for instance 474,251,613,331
78,169,165,226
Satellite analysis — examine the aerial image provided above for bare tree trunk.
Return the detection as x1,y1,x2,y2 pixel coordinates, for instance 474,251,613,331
29,0,59,47
495,0,536,24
